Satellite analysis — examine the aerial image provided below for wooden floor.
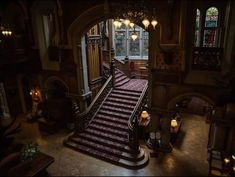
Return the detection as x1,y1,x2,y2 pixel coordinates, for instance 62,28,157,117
11,113,210,176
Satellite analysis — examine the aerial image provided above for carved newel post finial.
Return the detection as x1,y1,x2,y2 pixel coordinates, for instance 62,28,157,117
110,59,115,87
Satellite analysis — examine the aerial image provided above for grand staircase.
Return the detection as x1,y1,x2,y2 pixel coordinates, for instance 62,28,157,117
64,68,149,169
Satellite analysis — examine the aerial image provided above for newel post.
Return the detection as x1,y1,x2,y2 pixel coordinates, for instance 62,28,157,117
129,117,139,153
110,58,115,87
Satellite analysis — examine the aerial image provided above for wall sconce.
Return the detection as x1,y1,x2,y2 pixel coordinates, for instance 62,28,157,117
224,158,230,164
171,119,178,128
30,89,41,102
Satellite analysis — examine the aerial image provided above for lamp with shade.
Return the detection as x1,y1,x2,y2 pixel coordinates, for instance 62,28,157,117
171,119,178,128
139,110,150,126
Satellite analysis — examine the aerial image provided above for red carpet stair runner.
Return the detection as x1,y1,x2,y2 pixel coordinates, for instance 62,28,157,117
64,70,149,169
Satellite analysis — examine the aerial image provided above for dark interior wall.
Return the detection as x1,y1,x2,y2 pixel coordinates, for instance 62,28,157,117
62,0,104,43
41,71,78,96
4,78,22,116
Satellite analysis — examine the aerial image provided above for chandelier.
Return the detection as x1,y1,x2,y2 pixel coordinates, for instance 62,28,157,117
1,28,12,36
0,23,12,37
113,1,158,32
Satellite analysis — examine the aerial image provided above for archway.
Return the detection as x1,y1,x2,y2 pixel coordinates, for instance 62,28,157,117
67,2,155,97
44,76,69,99
167,92,214,175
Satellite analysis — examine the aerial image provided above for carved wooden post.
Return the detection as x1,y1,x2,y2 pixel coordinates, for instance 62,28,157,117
110,58,115,87
129,116,139,153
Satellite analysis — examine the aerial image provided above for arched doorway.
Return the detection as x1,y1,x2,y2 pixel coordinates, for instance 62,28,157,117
45,76,69,99
167,93,215,175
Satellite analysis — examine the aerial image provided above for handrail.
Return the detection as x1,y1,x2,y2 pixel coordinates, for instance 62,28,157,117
75,76,113,131
113,57,125,65
103,62,110,69
128,82,148,151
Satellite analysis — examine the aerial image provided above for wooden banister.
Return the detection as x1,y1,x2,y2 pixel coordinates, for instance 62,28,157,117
128,82,148,151
75,76,113,132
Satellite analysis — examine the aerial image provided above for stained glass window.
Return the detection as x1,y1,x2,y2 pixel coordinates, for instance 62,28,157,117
194,9,200,47
205,7,218,28
194,7,219,48
203,30,217,47
203,7,218,47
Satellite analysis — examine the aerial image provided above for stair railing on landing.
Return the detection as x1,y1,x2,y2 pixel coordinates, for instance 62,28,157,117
103,59,116,87
75,76,113,132
128,83,148,152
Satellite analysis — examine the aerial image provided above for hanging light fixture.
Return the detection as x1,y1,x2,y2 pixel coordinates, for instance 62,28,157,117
129,22,135,28
123,19,130,27
151,19,158,29
113,19,120,29
113,1,158,30
131,26,138,41
142,18,150,29
0,23,12,37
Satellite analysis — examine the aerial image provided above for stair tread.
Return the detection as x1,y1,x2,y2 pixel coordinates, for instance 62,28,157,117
84,128,128,143
106,97,137,105
71,136,124,154
115,79,130,86
75,133,127,149
64,139,149,169
115,88,142,94
96,114,128,124
109,93,139,100
115,75,128,82
69,136,144,161
112,89,141,97
98,109,130,119
101,105,133,114
65,140,120,161
92,119,129,130
103,101,135,110
89,123,128,137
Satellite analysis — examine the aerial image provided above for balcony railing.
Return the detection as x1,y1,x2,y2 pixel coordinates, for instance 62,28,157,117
192,47,223,71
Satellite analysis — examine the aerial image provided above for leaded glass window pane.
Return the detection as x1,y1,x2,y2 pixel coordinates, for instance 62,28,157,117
115,31,126,56
143,30,149,56
113,19,148,59
194,9,200,47
203,30,217,47
205,7,218,27
129,31,140,56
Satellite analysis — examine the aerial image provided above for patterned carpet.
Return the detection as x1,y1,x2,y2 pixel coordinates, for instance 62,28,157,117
64,69,149,169
117,79,148,91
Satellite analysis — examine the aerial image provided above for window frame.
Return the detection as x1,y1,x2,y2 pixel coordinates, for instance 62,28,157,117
194,6,221,48
112,20,149,60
